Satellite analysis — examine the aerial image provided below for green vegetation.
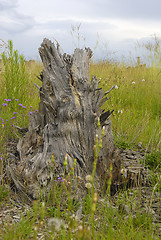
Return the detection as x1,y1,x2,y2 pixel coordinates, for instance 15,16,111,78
0,39,160,239
90,59,161,151
0,40,41,149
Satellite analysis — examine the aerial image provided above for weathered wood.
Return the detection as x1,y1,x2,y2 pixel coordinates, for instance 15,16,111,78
9,38,121,199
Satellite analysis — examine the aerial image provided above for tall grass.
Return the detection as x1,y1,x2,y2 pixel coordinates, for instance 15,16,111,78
90,59,161,151
0,40,42,140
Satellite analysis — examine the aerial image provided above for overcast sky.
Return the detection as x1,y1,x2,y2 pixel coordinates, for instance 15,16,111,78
0,0,161,61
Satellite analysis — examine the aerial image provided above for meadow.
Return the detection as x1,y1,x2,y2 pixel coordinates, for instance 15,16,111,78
0,39,160,239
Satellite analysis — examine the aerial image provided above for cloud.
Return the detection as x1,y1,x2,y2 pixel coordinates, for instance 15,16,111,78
97,0,161,21
1,0,161,61
0,0,18,11
0,9,35,34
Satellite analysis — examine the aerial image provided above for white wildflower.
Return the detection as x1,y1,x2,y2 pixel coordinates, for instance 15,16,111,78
115,85,119,89
121,168,128,178
142,79,145,82
85,182,92,189
132,81,135,84
48,218,64,231
118,110,123,114
34,226,38,231
85,175,93,182
78,225,83,231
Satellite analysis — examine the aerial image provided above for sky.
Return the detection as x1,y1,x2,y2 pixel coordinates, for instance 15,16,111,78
0,0,161,62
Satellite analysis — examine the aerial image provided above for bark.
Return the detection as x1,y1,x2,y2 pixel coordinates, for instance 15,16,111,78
9,38,121,199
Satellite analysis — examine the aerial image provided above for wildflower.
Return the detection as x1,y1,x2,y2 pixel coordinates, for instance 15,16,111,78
3,103,7,106
30,106,33,108
51,153,54,164
0,157,2,160
73,158,77,168
22,106,26,108
48,217,63,231
10,116,15,119
132,81,135,84
5,99,11,101
78,225,83,231
86,175,93,182
118,110,123,114
115,85,119,89
64,154,68,167
121,167,127,178
19,103,23,106
142,79,145,82
91,203,96,212
15,99,19,101
93,192,98,203
13,112,17,114
34,226,38,232
85,182,92,189
91,192,98,212
2,123,5,128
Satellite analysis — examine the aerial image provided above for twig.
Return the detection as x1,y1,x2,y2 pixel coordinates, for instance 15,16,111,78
104,84,116,95
34,83,40,90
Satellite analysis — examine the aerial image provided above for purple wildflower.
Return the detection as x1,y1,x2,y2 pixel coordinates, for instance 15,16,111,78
22,106,26,108
3,103,7,106
5,99,11,102
13,112,17,114
11,116,15,119
15,99,19,101
19,103,23,107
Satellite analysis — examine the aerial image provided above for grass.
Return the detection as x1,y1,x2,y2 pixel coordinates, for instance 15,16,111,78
0,40,160,239
90,60,161,151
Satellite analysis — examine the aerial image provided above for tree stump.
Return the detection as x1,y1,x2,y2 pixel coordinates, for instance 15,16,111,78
9,38,121,199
